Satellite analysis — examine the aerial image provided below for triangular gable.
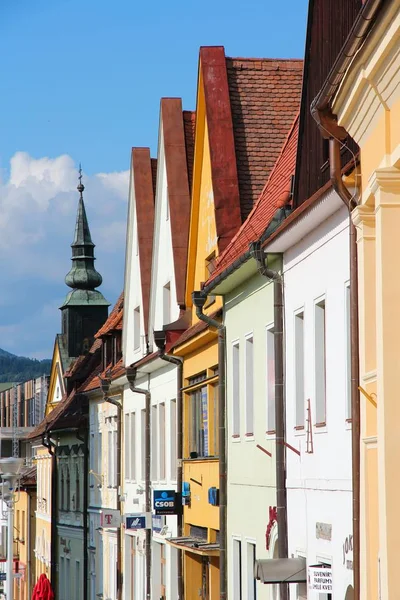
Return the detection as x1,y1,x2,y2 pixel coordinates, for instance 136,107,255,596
185,46,242,309
148,98,194,345
185,46,303,310
123,148,155,364
46,335,71,415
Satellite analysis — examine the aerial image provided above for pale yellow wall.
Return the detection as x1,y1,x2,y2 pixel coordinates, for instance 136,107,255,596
333,4,400,599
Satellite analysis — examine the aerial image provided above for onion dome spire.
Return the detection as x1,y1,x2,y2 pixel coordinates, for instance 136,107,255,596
64,165,103,291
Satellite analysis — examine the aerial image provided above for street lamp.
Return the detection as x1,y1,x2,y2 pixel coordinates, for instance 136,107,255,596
0,458,24,600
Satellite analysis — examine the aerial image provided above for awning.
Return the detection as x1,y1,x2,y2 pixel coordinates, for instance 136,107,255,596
255,558,307,584
166,536,220,557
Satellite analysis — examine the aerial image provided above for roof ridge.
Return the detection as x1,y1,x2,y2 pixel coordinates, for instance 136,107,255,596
226,56,303,62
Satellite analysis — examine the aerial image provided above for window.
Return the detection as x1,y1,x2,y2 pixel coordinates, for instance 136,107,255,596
163,283,171,326
189,386,208,458
159,403,166,480
315,299,326,424
125,413,130,480
76,465,80,511
130,413,136,480
246,542,257,600
345,285,351,420
21,511,25,542
141,409,146,480
108,430,113,486
65,557,71,600
75,561,81,600
266,326,275,432
212,384,219,456
97,432,102,486
152,405,158,480
245,336,254,436
295,311,305,428
233,539,242,600
66,467,70,511
232,342,240,437
60,557,65,600
134,307,141,351
170,400,177,480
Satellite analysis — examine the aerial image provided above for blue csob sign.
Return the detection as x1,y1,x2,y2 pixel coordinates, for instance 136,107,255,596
126,515,147,530
153,490,178,515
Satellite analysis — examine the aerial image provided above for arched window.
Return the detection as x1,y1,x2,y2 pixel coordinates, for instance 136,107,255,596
76,464,80,511
66,467,70,511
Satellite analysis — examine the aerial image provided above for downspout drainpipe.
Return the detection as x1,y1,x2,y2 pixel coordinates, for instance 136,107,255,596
76,417,89,600
100,378,123,600
191,292,227,600
42,431,57,590
154,333,184,600
329,137,360,600
126,367,152,600
249,242,288,600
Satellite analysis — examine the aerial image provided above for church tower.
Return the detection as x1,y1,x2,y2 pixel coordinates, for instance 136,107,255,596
60,168,110,358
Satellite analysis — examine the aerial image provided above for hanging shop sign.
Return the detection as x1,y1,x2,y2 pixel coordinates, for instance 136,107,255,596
153,490,179,515
308,565,333,593
125,513,149,530
100,509,121,528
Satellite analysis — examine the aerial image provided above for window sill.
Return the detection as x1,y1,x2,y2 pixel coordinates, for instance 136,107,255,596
314,422,327,434
231,435,241,443
183,456,219,462
244,434,255,442
294,426,306,437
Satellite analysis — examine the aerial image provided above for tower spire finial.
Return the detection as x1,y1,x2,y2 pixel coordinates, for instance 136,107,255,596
77,163,85,196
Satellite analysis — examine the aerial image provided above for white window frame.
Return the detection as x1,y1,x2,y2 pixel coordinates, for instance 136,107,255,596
345,282,351,422
170,399,177,481
232,536,242,600
314,297,327,427
265,324,275,434
159,402,166,481
244,334,254,438
294,308,305,430
245,538,257,600
232,340,240,439
134,306,141,351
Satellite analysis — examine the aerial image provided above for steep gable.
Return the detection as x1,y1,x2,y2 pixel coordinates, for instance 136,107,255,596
185,46,303,311
123,148,155,365
148,99,193,345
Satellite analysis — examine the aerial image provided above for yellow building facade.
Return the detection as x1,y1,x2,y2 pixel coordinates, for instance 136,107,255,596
173,80,223,600
332,3,400,598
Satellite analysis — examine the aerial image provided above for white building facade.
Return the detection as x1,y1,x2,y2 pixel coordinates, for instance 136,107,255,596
268,189,353,599
122,98,192,600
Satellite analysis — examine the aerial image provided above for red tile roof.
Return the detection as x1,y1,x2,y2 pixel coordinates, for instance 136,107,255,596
226,57,303,221
95,292,124,338
208,115,299,283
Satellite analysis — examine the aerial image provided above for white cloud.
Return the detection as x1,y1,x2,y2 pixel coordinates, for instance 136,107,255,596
0,152,129,357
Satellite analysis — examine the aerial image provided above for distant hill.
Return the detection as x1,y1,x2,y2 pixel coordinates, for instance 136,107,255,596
0,348,51,384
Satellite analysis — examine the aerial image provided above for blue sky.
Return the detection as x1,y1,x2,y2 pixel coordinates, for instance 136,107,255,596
0,0,308,358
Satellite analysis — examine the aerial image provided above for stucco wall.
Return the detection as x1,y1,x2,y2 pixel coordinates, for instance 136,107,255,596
225,270,277,600
284,201,352,599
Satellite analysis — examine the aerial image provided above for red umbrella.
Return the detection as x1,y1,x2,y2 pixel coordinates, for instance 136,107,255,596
31,573,54,600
